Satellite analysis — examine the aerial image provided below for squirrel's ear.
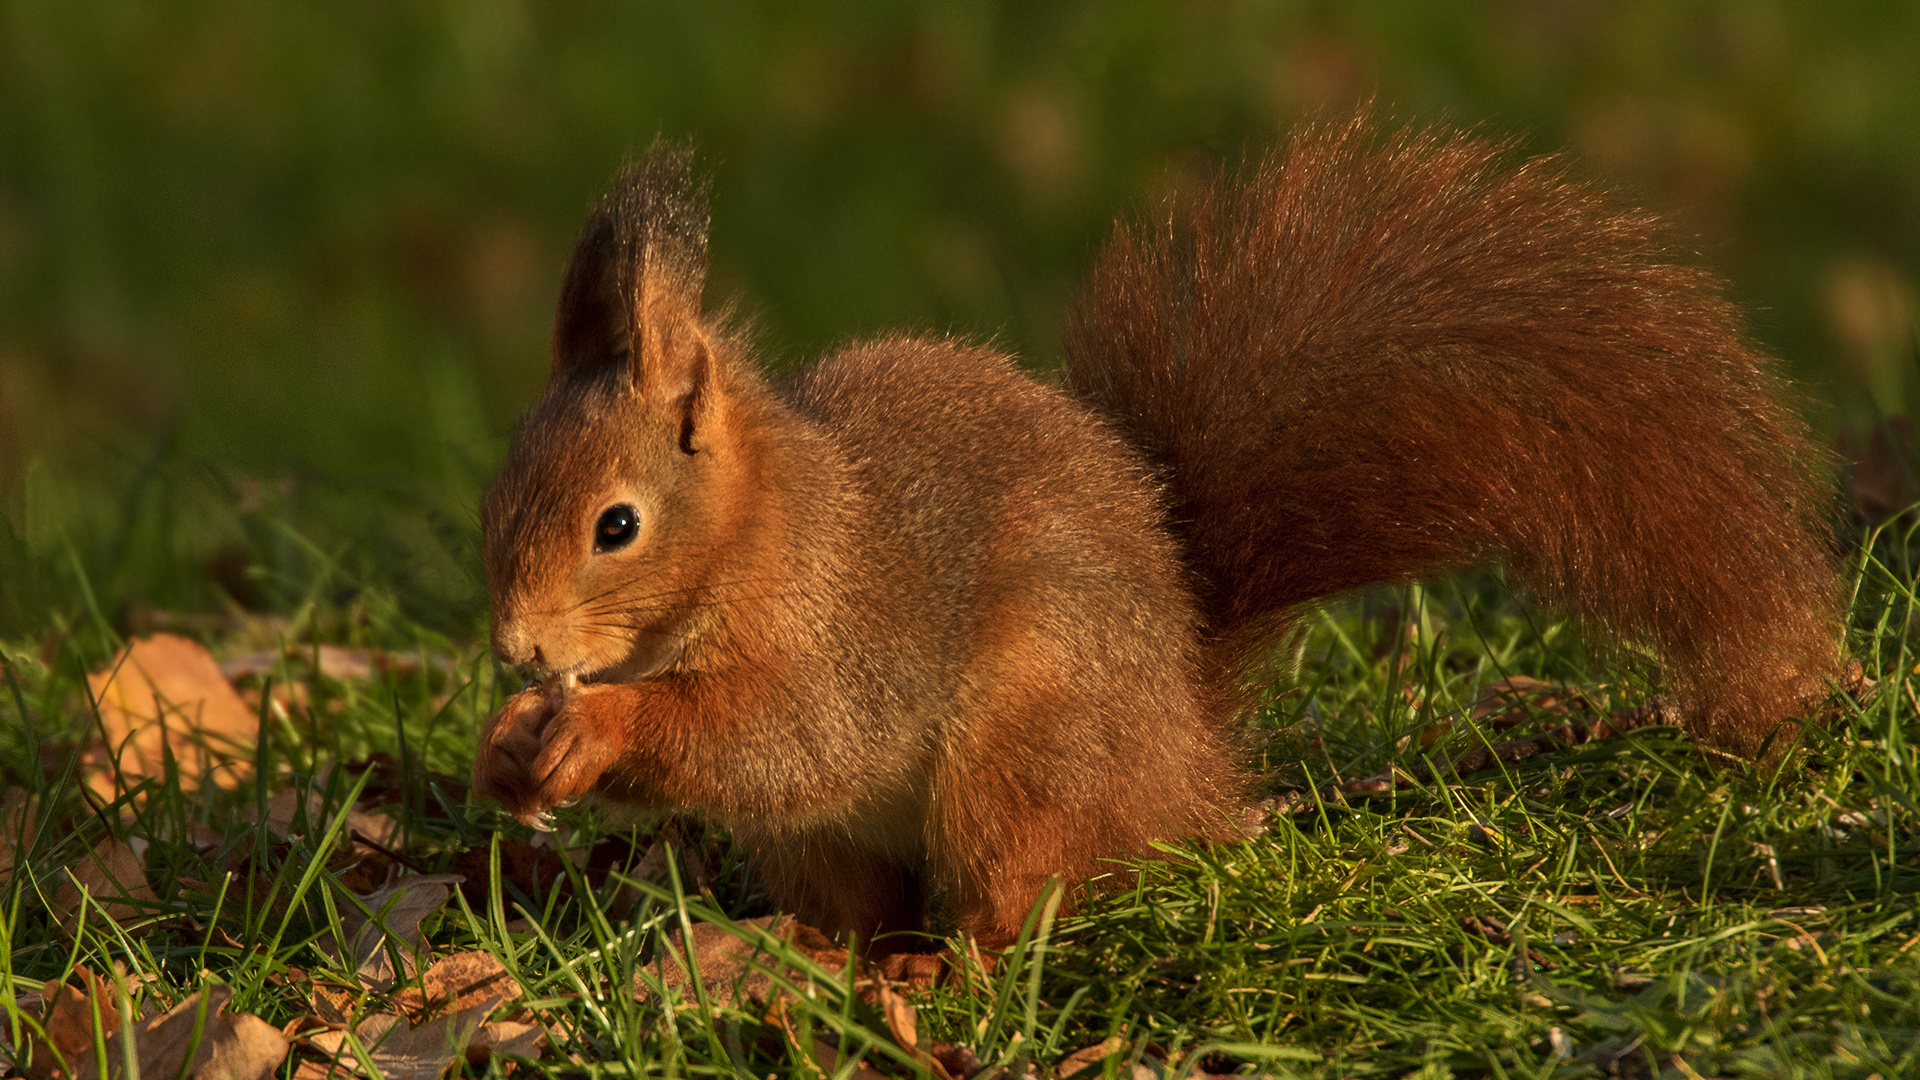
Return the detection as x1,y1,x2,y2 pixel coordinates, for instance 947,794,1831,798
550,143,712,385
550,214,629,378
641,311,717,455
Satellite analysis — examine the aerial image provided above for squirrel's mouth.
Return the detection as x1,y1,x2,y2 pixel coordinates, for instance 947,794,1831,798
528,618,687,687
568,637,685,685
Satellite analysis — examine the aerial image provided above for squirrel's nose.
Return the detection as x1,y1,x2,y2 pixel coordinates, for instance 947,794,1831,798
491,619,538,667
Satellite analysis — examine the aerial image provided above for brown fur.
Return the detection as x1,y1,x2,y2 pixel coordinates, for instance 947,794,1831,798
1064,115,1841,755
472,120,1843,950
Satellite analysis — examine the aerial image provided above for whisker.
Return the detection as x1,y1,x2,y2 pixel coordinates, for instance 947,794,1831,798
588,593,800,617
577,622,698,642
577,575,798,615
525,575,793,620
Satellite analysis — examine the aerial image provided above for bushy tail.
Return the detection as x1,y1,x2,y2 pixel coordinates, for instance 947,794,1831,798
1064,114,1843,758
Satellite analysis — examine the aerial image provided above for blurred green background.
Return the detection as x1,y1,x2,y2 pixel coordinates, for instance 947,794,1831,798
2,0,1916,638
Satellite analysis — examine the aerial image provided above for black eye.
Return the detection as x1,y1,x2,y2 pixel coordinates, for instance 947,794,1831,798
593,504,639,552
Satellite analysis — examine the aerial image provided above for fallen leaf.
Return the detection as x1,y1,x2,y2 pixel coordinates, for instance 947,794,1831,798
313,646,377,683
1058,1038,1126,1079
220,645,456,684
248,788,398,848
54,837,156,935
324,875,463,990
222,645,374,684
1468,676,1592,731
809,1037,889,1080
305,998,499,1080
875,979,918,1051
81,984,288,1080
282,1015,335,1043
594,838,666,921
877,950,947,991
466,1020,546,1065
628,840,670,883
217,651,285,681
873,979,961,1079
236,682,311,726
308,984,358,1028
86,634,258,797
393,951,522,1022
450,840,568,912
635,915,848,1011
26,967,117,1080
929,1044,986,1079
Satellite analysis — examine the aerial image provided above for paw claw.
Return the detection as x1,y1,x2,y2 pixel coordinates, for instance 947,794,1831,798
475,683,618,828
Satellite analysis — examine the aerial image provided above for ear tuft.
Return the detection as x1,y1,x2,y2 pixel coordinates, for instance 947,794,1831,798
550,141,712,382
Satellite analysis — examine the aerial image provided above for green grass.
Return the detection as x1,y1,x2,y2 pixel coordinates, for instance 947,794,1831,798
2,520,1916,1079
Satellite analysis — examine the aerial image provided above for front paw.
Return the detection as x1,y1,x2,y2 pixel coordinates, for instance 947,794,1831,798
471,688,556,823
472,684,622,826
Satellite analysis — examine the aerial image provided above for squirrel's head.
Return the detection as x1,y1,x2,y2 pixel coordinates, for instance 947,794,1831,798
483,144,758,683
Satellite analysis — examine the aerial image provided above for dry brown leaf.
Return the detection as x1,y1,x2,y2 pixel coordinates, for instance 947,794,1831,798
628,840,670,883
808,1038,889,1080
281,1015,335,1043
1057,1037,1160,1079
220,645,455,684
86,634,258,797
449,839,568,911
393,951,522,1022
635,915,849,1011
875,979,917,1051
25,967,117,1080
324,875,464,990
872,980,962,1079
173,820,228,855
929,1044,986,1079
77,984,288,1080
312,646,377,683
467,1020,546,1065
594,838,667,922
308,984,357,1028
247,788,397,848
1468,676,1592,730
54,837,156,935
1,788,35,881
304,997,500,1080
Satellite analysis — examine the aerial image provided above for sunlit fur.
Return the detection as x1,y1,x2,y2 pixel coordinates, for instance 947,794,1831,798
474,118,1843,951
1066,115,1842,756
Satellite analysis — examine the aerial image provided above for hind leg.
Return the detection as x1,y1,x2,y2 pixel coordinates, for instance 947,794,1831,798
927,636,1243,950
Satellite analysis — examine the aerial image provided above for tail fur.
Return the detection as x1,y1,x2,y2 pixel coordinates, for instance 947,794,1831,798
1064,114,1843,758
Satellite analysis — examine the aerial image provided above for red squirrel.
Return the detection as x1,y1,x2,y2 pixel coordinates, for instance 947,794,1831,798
471,115,1842,950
